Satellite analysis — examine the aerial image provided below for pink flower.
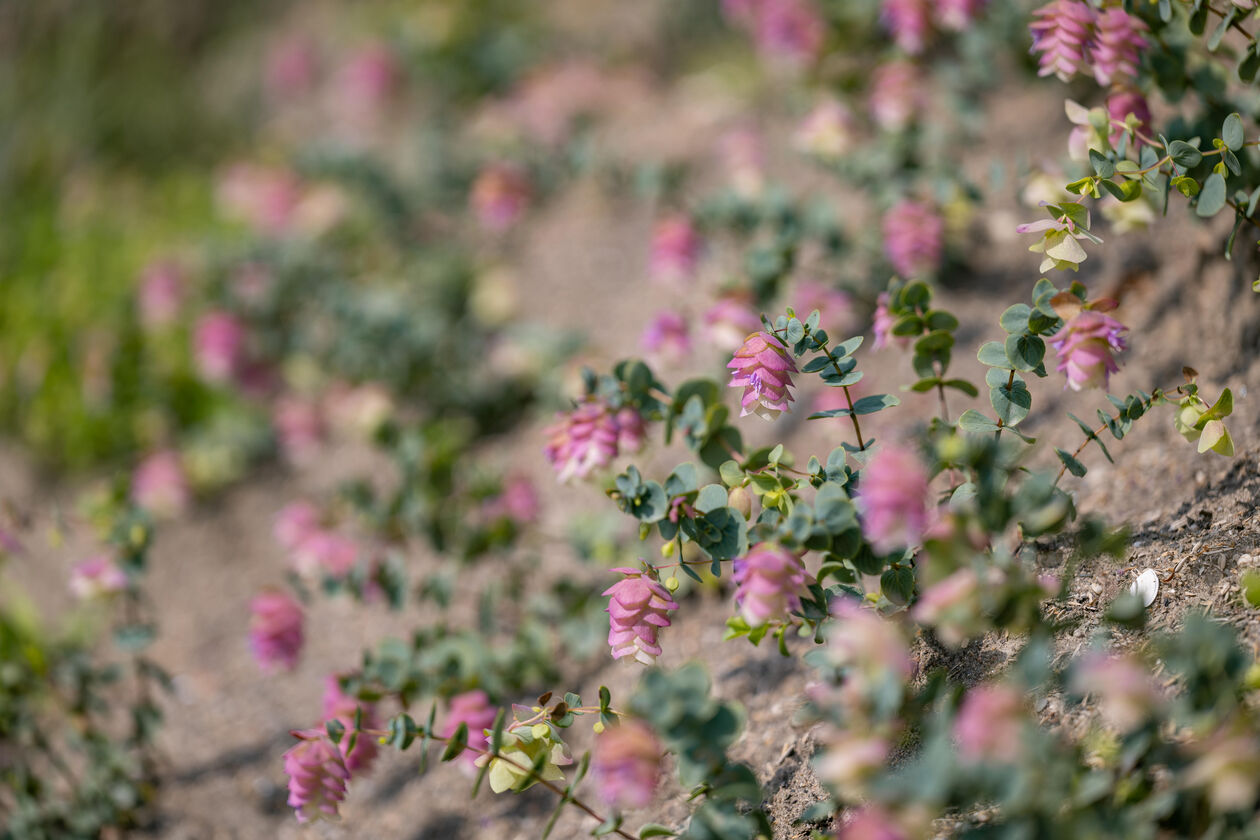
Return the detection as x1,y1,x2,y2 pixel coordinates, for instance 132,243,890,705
334,44,398,120
543,399,622,482
815,729,889,791
854,444,930,554
934,0,989,31
869,60,925,133
291,530,359,579
754,0,825,65
69,555,128,600
137,261,183,328
483,476,541,526
641,311,692,360
827,600,914,691
265,35,319,101
1107,88,1151,146
273,396,325,465
733,542,808,628
794,99,857,162
1049,309,1128,391
871,291,904,351
283,729,350,823
616,407,648,454
910,568,983,648
592,720,664,810
471,163,531,232
217,164,303,235
1091,8,1146,86
321,676,379,775
132,450,190,519
728,331,799,421
882,200,943,279
649,215,702,283
604,568,679,665
837,806,911,840
249,589,304,673
703,296,763,352
443,690,499,771
1029,0,1097,82
1071,651,1162,732
881,0,931,54
194,311,246,384
274,501,322,553
954,684,1025,763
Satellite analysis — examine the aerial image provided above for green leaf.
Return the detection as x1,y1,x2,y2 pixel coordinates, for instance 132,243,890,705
910,377,941,393
880,566,915,605
851,394,900,415
977,340,1012,369
942,379,980,398
326,718,346,744
1055,448,1088,477
1005,333,1046,372
1169,140,1203,168
834,336,864,358
891,314,923,336
1224,114,1246,152
914,329,954,353
1102,179,1143,202
990,380,1032,426
1171,175,1200,198
440,722,469,761
1089,149,1115,178
1197,172,1228,217
924,310,959,331
719,460,744,488
638,825,679,839
999,304,1031,334
958,409,1000,433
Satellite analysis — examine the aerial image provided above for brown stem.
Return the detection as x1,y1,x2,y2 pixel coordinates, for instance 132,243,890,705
841,384,866,450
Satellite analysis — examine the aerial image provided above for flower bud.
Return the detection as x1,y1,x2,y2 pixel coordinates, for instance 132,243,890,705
249,589,304,673
283,729,350,822
1049,309,1128,392
732,542,808,628
854,444,930,554
603,568,679,665
728,485,753,519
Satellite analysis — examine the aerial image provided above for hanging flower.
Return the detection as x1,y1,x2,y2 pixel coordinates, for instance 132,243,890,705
604,568,679,665
869,60,924,133
732,542,808,628
592,720,664,810
249,589,305,673
641,311,692,361
1107,88,1151,147
1029,0,1097,82
880,0,931,54
1049,308,1128,391
543,399,622,482
615,407,648,454
882,200,944,279
322,676,379,776
283,729,350,822
274,501,322,553
649,215,702,284
854,444,930,554
727,331,799,421
1091,7,1147,86
954,684,1026,763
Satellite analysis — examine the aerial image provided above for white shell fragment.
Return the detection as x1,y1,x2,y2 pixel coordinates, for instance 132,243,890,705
1129,568,1160,608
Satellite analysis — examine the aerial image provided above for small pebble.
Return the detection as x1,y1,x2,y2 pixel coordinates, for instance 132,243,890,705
1090,583,1103,594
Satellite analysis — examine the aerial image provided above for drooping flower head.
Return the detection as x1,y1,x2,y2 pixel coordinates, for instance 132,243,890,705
592,719,664,810
1049,307,1128,391
880,0,931,54
869,59,925,133
322,675,379,775
615,407,648,455
274,501,322,553
291,530,359,579
727,331,799,421
471,163,531,232
954,684,1026,763
543,399,622,482
882,200,944,279
794,99,857,163
732,542,808,628
1029,0,1097,82
854,444,930,554
649,215,702,284
194,310,247,384
1091,7,1147,86
603,568,679,665
283,729,350,823
443,690,499,771
641,311,692,360
132,450,190,519
69,555,129,600
249,589,305,673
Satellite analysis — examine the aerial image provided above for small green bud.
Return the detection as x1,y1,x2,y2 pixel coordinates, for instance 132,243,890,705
728,486,753,518
665,576,680,592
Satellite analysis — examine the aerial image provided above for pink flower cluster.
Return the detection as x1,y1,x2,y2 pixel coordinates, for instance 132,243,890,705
869,60,926,133
641,311,692,360
249,589,305,673
728,331,798,421
592,720,664,810
953,684,1025,763
322,676,379,775
722,0,826,65
543,400,646,483
854,444,930,554
732,542,808,628
194,311,247,385
604,568,679,665
481,476,541,527
273,502,360,579
1030,0,1146,86
470,163,531,232
442,690,499,771
882,200,944,279
881,0,988,53
132,450,190,519
283,729,350,823
69,555,128,600
649,215,702,284
1049,308,1129,391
